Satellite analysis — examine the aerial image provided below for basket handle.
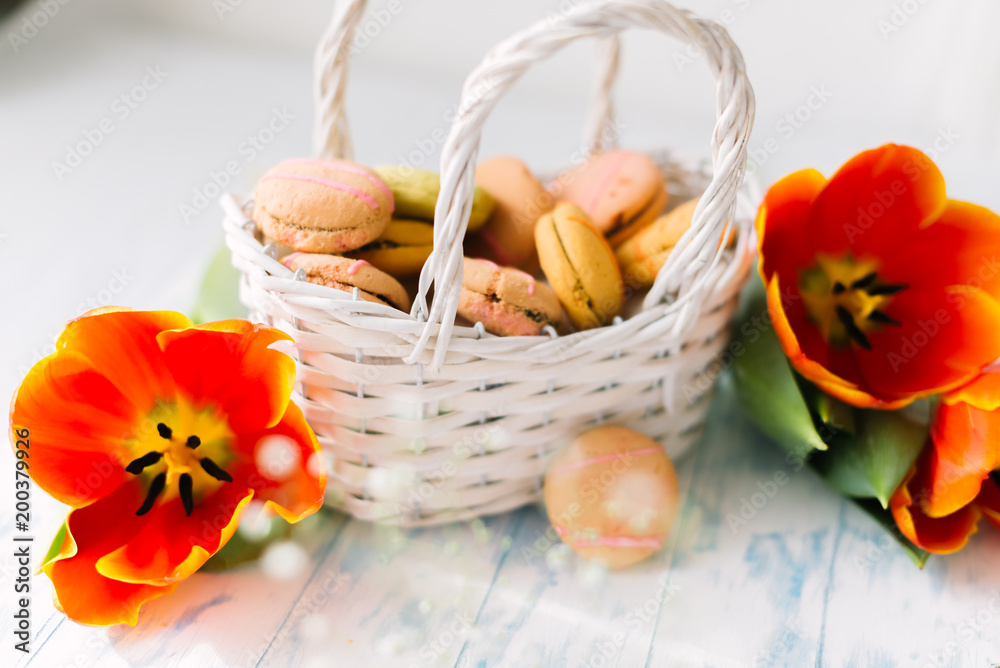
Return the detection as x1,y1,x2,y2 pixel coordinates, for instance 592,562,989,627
313,0,622,160
409,0,755,371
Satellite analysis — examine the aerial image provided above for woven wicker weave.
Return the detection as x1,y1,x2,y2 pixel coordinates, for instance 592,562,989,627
223,0,756,526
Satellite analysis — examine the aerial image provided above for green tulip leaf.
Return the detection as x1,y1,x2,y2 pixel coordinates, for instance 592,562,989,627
812,408,928,508
808,388,857,435
43,522,68,565
731,280,828,459
852,497,930,569
191,242,244,325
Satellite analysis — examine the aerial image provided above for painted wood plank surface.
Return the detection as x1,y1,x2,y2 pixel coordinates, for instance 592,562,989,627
6,380,1000,668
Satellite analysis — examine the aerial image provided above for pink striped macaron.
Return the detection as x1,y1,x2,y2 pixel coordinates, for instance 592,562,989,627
253,158,394,254
544,426,679,570
281,253,410,312
549,150,668,247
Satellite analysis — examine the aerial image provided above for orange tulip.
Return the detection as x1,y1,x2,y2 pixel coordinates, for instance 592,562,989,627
890,373,1000,554
9,309,326,625
757,144,1000,408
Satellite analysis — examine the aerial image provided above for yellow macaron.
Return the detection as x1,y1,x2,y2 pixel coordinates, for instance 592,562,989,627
535,202,624,330
615,198,699,289
351,219,434,278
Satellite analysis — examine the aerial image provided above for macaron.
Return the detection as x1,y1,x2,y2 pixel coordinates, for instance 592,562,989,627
544,426,680,570
457,258,562,337
375,166,495,231
550,150,668,246
616,198,698,289
352,219,434,278
535,203,625,331
253,158,393,254
467,156,554,268
281,253,410,312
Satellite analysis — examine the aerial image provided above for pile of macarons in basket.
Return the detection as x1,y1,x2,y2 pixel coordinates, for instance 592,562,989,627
251,151,702,336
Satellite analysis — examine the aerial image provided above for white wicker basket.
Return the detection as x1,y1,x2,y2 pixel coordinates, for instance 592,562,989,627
222,0,756,526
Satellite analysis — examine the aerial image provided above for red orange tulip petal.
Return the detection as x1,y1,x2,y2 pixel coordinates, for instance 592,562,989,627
880,200,1000,295
765,276,907,409
157,320,295,432
944,371,1000,411
975,480,1000,531
239,402,327,524
756,168,827,282
42,482,176,626
56,309,191,415
890,461,981,555
95,487,254,586
808,144,947,256
10,351,135,507
923,398,1000,518
858,286,1000,401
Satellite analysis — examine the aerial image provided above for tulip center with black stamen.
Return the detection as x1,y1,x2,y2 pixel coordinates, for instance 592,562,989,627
125,406,236,518
798,253,908,350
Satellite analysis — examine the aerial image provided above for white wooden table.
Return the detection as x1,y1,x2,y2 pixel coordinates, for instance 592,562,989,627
3,4,1000,667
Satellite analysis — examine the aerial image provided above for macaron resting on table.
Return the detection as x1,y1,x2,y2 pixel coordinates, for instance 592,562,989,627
544,426,681,570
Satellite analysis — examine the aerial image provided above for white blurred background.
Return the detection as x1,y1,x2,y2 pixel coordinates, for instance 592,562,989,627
2,0,1000,398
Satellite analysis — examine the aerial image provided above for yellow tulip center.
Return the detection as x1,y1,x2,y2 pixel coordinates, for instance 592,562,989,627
125,401,236,517
799,253,908,349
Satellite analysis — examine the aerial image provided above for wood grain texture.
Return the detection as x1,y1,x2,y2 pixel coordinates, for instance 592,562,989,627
5,382,1000,667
